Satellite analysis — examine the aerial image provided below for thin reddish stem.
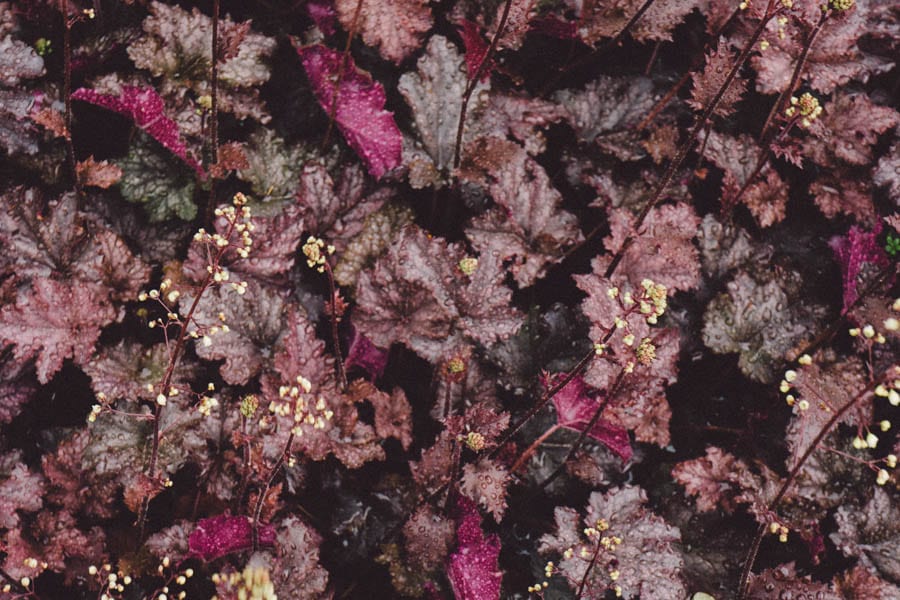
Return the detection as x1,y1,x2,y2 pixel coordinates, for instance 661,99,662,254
757,10,830,145
452,0,514,168
252,432,294,550
604,0,781,280
323,261,348,391
510,424,561,474
205,0,220,225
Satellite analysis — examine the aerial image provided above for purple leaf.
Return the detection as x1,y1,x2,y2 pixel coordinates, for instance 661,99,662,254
447,497,502,600
189,515,275,561
295,43,401,178
345,325,389,381
546,373,632,462
71,86,203,176
828,223,890,314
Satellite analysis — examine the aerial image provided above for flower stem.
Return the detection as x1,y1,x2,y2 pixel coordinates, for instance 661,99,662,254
737,372,884,597
452,0,514,168
510,423,561,474
323,261,348,392
252,432,294,551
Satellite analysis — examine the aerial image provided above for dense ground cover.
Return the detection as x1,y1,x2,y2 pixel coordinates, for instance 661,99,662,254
0,0,898,598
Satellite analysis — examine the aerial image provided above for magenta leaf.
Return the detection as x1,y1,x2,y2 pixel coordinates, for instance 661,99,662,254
546,373,632,462
828,223,890,314
189,515,275,561
71,85,203,176
307,1,337,36
447,496,502,600
295,43,402,178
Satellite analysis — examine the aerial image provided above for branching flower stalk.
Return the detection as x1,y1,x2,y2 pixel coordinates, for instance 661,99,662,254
723,8,832,215
233,395,259,514
137,193,254,538
737,366,894,597
724,92,822,215
302,236,347,391
756,9,831,145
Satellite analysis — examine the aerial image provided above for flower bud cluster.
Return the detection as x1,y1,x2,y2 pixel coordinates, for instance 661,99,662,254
785,93,822,128
458,256,478,276
596,279,667,375
84,563,140,600
269,374,334,436
212,564,276,600
551,518,624,598
828,0,854,10
768,521,790,543
302,236,335,273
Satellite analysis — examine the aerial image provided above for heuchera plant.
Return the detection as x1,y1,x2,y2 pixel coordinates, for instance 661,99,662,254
0,0,898,599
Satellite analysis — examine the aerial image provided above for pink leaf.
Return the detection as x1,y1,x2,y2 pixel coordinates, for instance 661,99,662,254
189,515,275,561
828,223,890,314
447,497,502,600
546,373,632,462
71,86,203,176
296,43,402,178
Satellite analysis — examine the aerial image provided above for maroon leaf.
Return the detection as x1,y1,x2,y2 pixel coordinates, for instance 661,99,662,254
71,85,203,176
601,201,701,292
804,93,899,167
459,20,492,81
345,325,389,381
689,38,746,117
672,446,743,513
189,515,275,561
465,140,582,287
296,43,402,178
546,373,632,462
403,505,455,571
460,458,510,522
0,279,116,383
355,225,522,361
334,0,432,64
